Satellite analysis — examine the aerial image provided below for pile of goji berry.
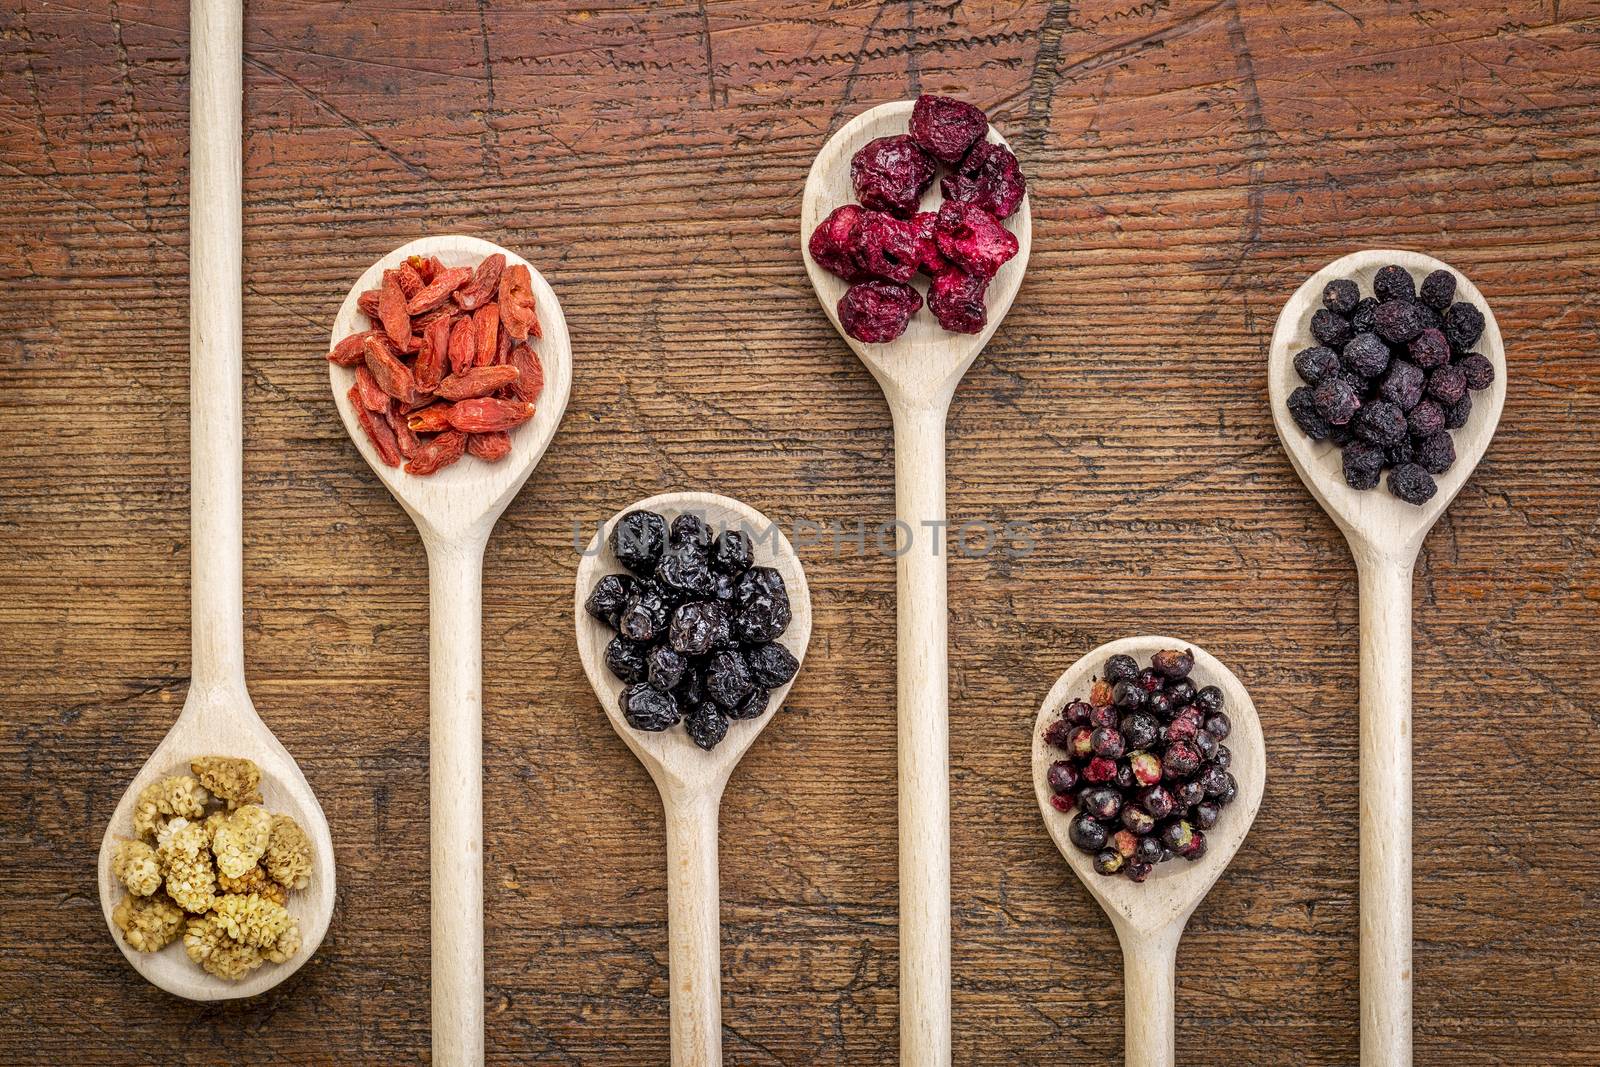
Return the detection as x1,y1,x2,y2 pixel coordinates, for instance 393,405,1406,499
326,252,544,476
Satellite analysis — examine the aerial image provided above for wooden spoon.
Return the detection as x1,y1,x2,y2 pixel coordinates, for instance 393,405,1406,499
801,99,1031,1066
574,492,812,1067
1031,637,1265,1067
328,235,572,1066
1268,249,1506,1066
96,0,336,1000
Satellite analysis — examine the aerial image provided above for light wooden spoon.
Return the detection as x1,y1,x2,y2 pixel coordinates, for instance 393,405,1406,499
1031,637,1265,1067
574,492,812,1067
96,0,336,1000
328,235,572,1066
801,99,1031,1066
1268,249,1506,1067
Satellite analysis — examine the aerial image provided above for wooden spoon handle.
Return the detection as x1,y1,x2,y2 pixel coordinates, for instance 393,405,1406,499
1119,924,1181,1067
663,787,724,1066
890,401,952,1067
1356,551,1414,1067
427,537,487,1067
188,0,245,693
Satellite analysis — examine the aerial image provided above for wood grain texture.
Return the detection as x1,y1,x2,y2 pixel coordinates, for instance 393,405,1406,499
2,1,1599,1063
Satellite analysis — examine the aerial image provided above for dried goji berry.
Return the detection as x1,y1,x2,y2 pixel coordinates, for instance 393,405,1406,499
472,303,499,368
466,431,512,461
357,289,381,319
415,314,453,392
509,341,544,403
453,253,504,312
447,316,475,376
349,385,401,467
498,264,540,340
437,365,519,401
395,260,425,300
378,270,411,347
354,364,390,411
407,253,436,283
406,405,453,433
327,330,375,366
362,333,416,403
386,402,420,459
495,327,511,366
405,430,467,475
443,397,536,433
406,266,473,316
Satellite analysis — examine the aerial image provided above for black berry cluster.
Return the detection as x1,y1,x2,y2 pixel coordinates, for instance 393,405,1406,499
585,510,798,751
1042,649,1238,883
1285,265,1495,505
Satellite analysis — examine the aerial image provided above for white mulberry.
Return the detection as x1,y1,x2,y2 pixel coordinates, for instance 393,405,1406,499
190,756,262,809
264,814,313,890
158,818,216,913
112,839,161,897
212,804,272,879
183,914,264,981
113,893,184,952
131,775,207,839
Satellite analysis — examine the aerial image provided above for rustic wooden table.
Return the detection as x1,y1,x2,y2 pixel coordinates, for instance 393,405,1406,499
3,2,1598,1063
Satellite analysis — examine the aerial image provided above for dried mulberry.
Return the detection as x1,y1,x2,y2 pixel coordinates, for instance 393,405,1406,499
190,756,262,810
113,892,185,952
132,775,208,839
212,804,273,879
264,815,313,891
158,818,217,914
112,839,161,897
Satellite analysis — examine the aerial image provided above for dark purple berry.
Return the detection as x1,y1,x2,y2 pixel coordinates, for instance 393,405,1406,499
1093,848,1126,875
1310,308,1353,348
934,199,1019,278
1145,690,1174,718
1420,269,1456,310
808,204,869,282
1134,835,1163,865
1191,801,1220,830
1138,668,1163,692
851,134,936,216
1416,432,1455,475
746,641,800,688
1165,678,1196,705
704,649,755,709
1120,806,1156,835
940,140,1027,220
1063,700,1093,725
605,636,650,684
1379,360,1425,410
727,685,771,721
1373,265,1416,303
1352,400,1408,447
1068,813,1108,853
1042,716,1075,750
732,566,792,643
646,645,687,692
611,510,667,577
1204,712,1231,739
1445,393,1472,429
1341,332,1392,380
1407,399,1445,439
711,532,752,579
1114,760,1136,791
669,600,730,656
1174,779,1206,810
1178,829,1208,861
1159,819,1195,852
1119,712,1159,751
1090,727,1126,759
1408,328,1450,370
1199,764,1231,798
620,581,671,642
1047,759,1078,795
1192,729,1217,760
620,683,679,731
1217,773,1239,807
1312,377,1362,426
1287,386,1333,441
1151,648,1194,679
1388,463,1438,505
1322,278,1360,314
1193,686,1224,714
1139,785,1175,820
1163,741,1201,779
1457,353,1495,390
1082,787,1121,821
1125,859,1154,882
1443,302,1485,349
669,513,712,551
1426,364,1468,406
1351,297,1379,333
1082,756,1118,784
927,268,989,334
585,573,634,630
1088,703,1119,729
684,702,730,750
1103,654,1140,684
849,210,923,283
1374,300,1427,344
1342,441,1385,491
838,280,922,343
1111,679,1145,709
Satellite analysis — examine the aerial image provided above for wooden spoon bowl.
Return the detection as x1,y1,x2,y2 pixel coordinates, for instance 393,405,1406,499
1031,637,1265,1066
574,491,811,1066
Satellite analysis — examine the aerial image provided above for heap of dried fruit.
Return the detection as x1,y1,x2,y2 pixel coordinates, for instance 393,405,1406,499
584,510,800,751
1041,650,1239,883
110,756,313,981
326,252,545,476
808,93,1026,342
1285,264,1495,505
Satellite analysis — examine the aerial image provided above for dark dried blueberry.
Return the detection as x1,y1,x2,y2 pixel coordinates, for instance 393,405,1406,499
611,510,667,577
1312,377,1362,426
746,641,800,688
1388,462,1437,505
1341,332,1392,380
1082,787,1121,821
1152,648,1193,679
1146,691,1174,718
1443,301,1485,349
941,140,1027,219
1217,773,1239,807
1134,835,1163,865
908,93,989,163
1191,800,1220,830
620,581,671,642
1309,308,1353,348
605,635,650,684
1192,729,1217,760
1047,759,1078,795
656,543,717,602
1082,756,1118,784
1406,399,1445,439
1199,764,1231,798
1165,716,1198,743
1042,716,1076,750
928,269,989,334
838,280,922,344
676,664,706,707
1111,679,1145,709
733,566,792,643
1426,364,1468,406
1294,345,1341,384
584,573,634,630
1287,386,1332,441
684,702,730,750
1408,327,1450,370
851,134,936,216
1457,353,1495,390
1178,829,1208,861
1343,441,1384,490
1120,712,1159,750
1374,300,1427,344
1090,727,1126,759
727,685,771,720
1352,399,1408,447
1379,360,1425,411
1211,745,1232,771
934,200,1018,278
1165,679,1196,706
1415,303,1442,331
1103,654,1140,684
712,530,753,576
808,204,869,283
1445,393,1472,429
620,683,679,731
1420,269,1456,310
704,649,755,709
1204,712,1231,739
1415,432,1455,475
669,513,712,551
1351,297,1380,333
1322,278,1360,314
849,210,923,283
1063,699,1093,725
669,600,731,656
646,645,687,692
1093,848,1126,876
1193,685,1224,715
1114,760,1136,791
1173,779,1206,810
1163,741,1201,779
1139,785,1175,820
1068,813,1108,853
1121,806,1156,835
1138,668,1164,692
1373,265,1417,303
713,572,736,601
1125,859,1154,882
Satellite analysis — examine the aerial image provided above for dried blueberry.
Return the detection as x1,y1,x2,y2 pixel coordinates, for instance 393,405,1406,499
1420,269,1456,310
1341,332,1391,379
675,664,706,707
1139,785,1175,820
712,530,753,576
1322,278,1360,315
1373,265,1416,303
807,204,868,283
1104,654,1140,684
1415,432,1455,475
656,542,717,601
610,510,667,577
647,645,687,692
851,134,936,216
732,566,792,643
1426,364,1468,406
1374,300,1427,344
584,573,634,630
1047,760,1078,795
1313,377,1362,426
941,140,1027,219
605,636,650,684
1193,685,1224,715
1112,679,1145,709
1379,360,1425,410
684,702,730,750
621,683,679,731
1407,398,1445,438
934,200,1018,278
669,513,712,551
1310,308,1354,348
1408,327,1450,370
1445,393,1472,429
1191,800,1220,830
1456,353,1495,391
838,280,922,343
927,269,989,334
1287,386,1332,441
1120,712,1160,751
746,641,800,688
704,649,755,709
1342,441,1385,490
1091,727,1126,759
1121,806,1156,835
669,600,730,656
1443,302,1485,349
728,686,771,721
619,581,671,642
1352,399,1408,447
1294,345,1341,384
1082,787,1121,821
908,93,989,164
1388,462,1437,505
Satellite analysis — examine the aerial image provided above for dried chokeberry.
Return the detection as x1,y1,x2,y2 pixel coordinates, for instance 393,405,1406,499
1294,345,1342,385
727,686,771,720
1287,386,1332,441
1379,360,1425,410
620,581,671,642
838,280,922,343
851,134,936,216
908,94,989,164
1310,308,1353,348
1426,364,1468,406
850,210,923,282
732,566,792,643
1322,278,1360,315
934,200,1018,278
1211,745,1232,770
1352,400,1408,447
1388,463,1437,505
1415,432,1455,475
712,530,753,575
684,702,730,751
1443,301,1485,349
1374,300,1427,344
611,510,667,576
927,269,989,334
1063,700,1093,725
670,513,712,551
605,636,650,685
941,140,1027,220
1373,265,1417,303
1407,399,1445,439
1312,377,1362,426
1088,703,1119,729
1456,353,1494,390
621,683,679,732
1340,332,1391,380
746,641,800,688
1420,269,1456,310
1345,442,1381,489
1351,297,1379,333
1083,756,1118,783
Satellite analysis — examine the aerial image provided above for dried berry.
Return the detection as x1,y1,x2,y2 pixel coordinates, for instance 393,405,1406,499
1388,463,1437,505
349,386,401,467
612,510,667,577
405,266,471,315
1350,297,1379,334
746,641,800,688
704,649,756,709
684,703,731,750
403,429,466,475
1342,441,1385,490
1336,333,1387,381
1426,364,1468,406
733,566,792,643
808,205,869,282
850,210,923,282
1374,300,1427,344
1443,302,1485,349
377,270,411,346
1407,399,1445,439
838,280,922,343
927,269,988,334
1408,327,1451,370
712,530,753,576
1456,353,1494,390
1312,377,1362,426
1322,278,1359,315
363,334,417,404
1373,265,1417,303
656,541,717,601
1047,760,1078,795
1068,813,1108,853
910,210,951,276
1352,399,1408,447
1445,393,1472,429
646,645,688,692
1103,655,1140,684
605,636,650,684
851,134,936,216
585,573,634,629
1293,345,1341,384
1287,386,1332,441
467,431,512,462
452,253,504,311
1420,269,1456,309
621,683,679,731
437,365,520,401
1378,360,1425,410
498,264,541,341
933,200,1018,278
1309,308,1353,348
1415,432,1455,475
941,140,1027,220
908,94,988,163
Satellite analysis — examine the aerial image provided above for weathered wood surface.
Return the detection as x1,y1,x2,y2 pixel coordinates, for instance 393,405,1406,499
2,1,1598,1063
